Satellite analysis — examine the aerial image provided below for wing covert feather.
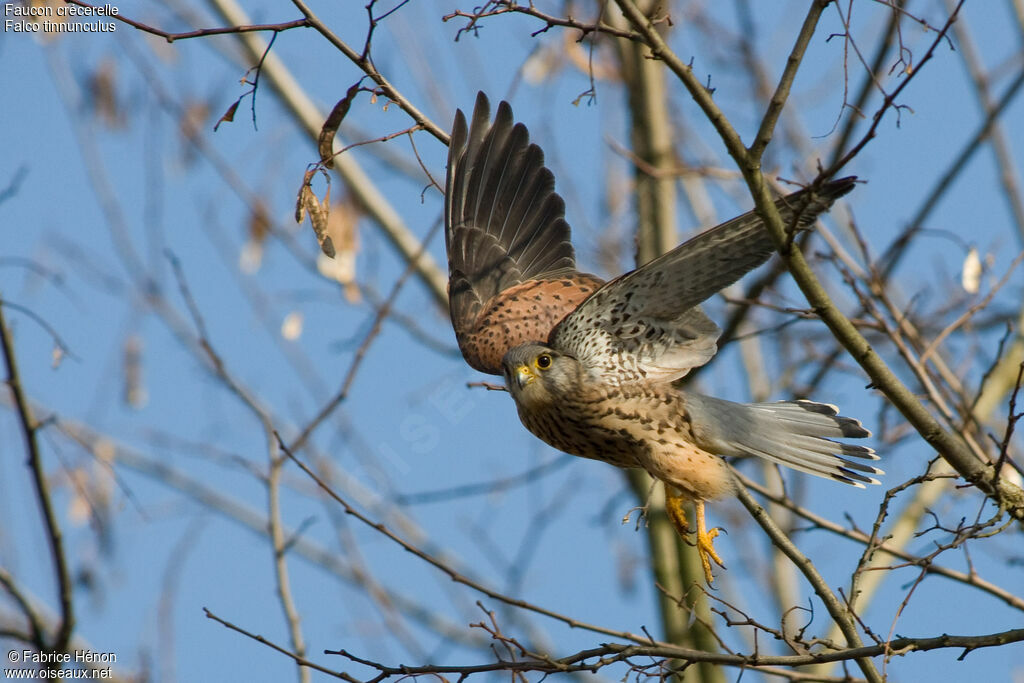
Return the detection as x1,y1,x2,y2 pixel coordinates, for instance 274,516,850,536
551,178,857,384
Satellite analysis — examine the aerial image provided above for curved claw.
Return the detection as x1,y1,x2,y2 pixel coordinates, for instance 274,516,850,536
665,490,727,585
694,518,726,585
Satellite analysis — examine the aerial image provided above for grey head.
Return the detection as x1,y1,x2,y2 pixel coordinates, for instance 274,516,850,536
501,343,581,408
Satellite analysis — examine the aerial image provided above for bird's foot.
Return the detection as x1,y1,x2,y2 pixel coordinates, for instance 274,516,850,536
665,492,726,585
693,523,725,585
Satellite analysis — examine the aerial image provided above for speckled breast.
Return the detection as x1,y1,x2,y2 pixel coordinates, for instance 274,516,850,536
513,391,648,471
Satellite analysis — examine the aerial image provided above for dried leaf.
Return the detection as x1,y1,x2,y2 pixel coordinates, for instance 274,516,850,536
961,246,981,294
296,169,335,257
312,211,333,258
319,83,360,169
214,99,240,132
295,170,312,224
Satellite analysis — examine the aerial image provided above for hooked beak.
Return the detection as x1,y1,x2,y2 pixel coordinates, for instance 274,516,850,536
512,364,535,390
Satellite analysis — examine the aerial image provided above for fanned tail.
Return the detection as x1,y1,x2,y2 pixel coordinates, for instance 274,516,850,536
684,394,882,487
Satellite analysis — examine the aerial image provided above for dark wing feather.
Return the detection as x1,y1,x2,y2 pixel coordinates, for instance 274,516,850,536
551,178,857,384
445,92,581,344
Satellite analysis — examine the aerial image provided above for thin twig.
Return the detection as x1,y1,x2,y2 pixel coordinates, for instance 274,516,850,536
0,297,75,653
61,0,309,42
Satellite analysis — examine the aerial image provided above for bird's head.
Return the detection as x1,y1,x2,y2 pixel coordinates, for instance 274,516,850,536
501,343,579,407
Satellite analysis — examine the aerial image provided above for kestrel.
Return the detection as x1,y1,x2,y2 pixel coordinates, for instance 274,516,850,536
445,93,880,583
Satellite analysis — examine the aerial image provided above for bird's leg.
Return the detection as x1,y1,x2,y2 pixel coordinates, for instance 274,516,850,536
693,500,725,583
665,489,725,584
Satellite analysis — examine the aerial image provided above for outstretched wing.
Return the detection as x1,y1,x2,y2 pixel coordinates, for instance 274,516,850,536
445,92,602,374
550,178,857,384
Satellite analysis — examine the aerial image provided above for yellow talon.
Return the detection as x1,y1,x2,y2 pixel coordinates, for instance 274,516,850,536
665,489,726,585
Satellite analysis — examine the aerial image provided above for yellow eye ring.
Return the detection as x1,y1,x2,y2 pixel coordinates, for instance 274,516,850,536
536,353,552,370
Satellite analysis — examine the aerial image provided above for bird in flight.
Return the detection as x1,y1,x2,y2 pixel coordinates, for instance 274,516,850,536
444,92,880,583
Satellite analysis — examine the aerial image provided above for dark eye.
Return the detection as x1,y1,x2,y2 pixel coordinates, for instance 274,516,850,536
536,353,552,370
